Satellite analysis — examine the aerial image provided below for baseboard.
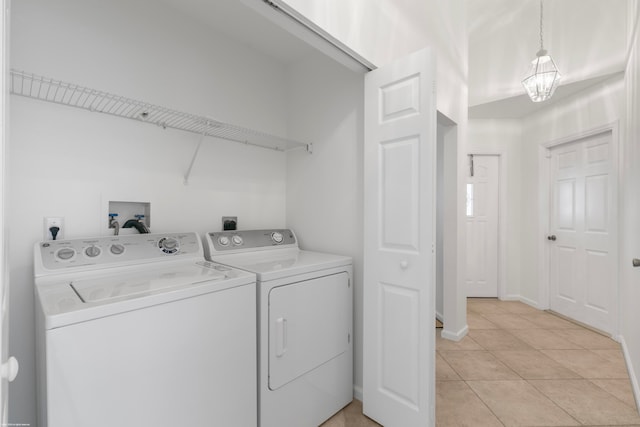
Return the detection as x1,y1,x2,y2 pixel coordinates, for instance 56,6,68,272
516,295,544,310
500,294,544,310
441,324,469,342
353,384,363,401
436,311,443,322
619,335,640,411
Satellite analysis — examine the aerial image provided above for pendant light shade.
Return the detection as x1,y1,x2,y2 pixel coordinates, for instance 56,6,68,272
522,1,561,102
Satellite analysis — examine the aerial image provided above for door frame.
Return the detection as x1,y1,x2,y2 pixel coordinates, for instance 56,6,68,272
537,121,620,337
1,0,10,422
466,151,508,300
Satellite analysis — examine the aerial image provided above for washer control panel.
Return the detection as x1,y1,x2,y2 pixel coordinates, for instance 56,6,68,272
207,229,296,252
37,232,201,271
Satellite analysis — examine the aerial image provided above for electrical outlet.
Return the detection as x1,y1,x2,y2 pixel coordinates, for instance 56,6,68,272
44,217,64,241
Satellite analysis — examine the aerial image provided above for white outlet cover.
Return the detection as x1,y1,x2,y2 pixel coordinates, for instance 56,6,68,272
44,217,64,241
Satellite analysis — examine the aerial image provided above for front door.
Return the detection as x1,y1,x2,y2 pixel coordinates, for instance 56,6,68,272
466,154,499,297
363,48,436,427
548,130,617,334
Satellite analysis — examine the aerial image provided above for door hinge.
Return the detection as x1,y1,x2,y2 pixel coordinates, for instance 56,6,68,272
348,333,351,344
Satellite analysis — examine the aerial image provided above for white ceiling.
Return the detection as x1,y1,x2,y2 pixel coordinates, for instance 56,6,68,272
468,0,631,118
149,0,633,119
155,0,314,64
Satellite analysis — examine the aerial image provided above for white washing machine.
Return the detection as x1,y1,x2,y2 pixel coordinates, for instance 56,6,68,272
34,232,257,427
204,229,353,427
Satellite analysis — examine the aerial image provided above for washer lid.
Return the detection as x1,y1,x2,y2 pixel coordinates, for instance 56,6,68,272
71,263,226,303
37,261,256,329
211,248,352,281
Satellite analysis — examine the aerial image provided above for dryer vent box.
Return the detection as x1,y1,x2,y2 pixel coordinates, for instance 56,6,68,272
222,216,237,231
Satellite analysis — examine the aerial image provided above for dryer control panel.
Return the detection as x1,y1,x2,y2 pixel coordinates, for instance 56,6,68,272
35,232,202,273
207,229,296,253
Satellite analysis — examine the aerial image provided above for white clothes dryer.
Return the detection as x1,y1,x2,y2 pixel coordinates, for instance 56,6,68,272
204,229,353,427
34,232,257,427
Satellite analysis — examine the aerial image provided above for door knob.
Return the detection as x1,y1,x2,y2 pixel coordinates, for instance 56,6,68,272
547,235,557,241
400,260,409,269
1,357,18,382
633,259,640,267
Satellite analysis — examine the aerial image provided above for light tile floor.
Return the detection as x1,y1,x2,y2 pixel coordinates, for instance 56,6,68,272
321,298,640,426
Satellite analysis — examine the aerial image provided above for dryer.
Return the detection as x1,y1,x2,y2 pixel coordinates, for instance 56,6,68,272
34,232,257,427
204,229,353,427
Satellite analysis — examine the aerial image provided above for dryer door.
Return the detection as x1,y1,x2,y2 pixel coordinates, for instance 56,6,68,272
268,272,349,390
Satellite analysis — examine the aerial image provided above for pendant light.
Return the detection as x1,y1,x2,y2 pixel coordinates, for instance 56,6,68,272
522,0,561,102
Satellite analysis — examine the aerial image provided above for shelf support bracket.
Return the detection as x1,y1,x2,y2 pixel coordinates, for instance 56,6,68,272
184,133,206,185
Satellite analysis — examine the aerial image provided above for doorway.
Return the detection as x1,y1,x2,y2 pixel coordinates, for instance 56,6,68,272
546,128,618,335
436,112,467,341
466,154,500,297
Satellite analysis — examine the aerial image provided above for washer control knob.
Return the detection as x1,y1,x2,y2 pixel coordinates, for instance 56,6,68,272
232,235,243,246
158,237,180,254
218,236,230,246
271,231,284,244
85,245,101,258
56,248,76,261
110,244,125,255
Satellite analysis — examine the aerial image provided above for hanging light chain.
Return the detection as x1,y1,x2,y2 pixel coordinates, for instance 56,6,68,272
522,0,561,102
539,0,544,51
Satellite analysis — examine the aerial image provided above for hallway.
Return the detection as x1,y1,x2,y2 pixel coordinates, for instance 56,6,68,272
323,298,640,426
436,298,640,426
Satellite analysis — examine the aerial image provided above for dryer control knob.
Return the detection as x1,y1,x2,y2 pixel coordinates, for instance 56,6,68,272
271,232,284,244
56,248,76,261
85,245,101,258
232,235,243,246
218,236,230,246
110,244,125,255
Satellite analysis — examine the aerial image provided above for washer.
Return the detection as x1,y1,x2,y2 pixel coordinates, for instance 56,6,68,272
34,232,257,427
204,229,353,427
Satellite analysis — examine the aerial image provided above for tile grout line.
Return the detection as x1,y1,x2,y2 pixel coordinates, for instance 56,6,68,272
584,378,640,413
466,300,598,426
462,379,507,427
440,299,639,426
523,377,584,426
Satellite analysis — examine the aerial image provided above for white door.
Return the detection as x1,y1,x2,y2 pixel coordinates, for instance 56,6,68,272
548,131,617,334
1,0,18,423
363,48,436,427
466,155,499,297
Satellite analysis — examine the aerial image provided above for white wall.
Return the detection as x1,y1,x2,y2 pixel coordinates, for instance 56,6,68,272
284,54,363,393
9,0,291,424
520,75,625,304
282,0,468,125
282,0,470,340
468,119,523,298
436,123,445,319
470,75,625,309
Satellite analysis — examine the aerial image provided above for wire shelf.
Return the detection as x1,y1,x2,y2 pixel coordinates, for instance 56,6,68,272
9,69,308,153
